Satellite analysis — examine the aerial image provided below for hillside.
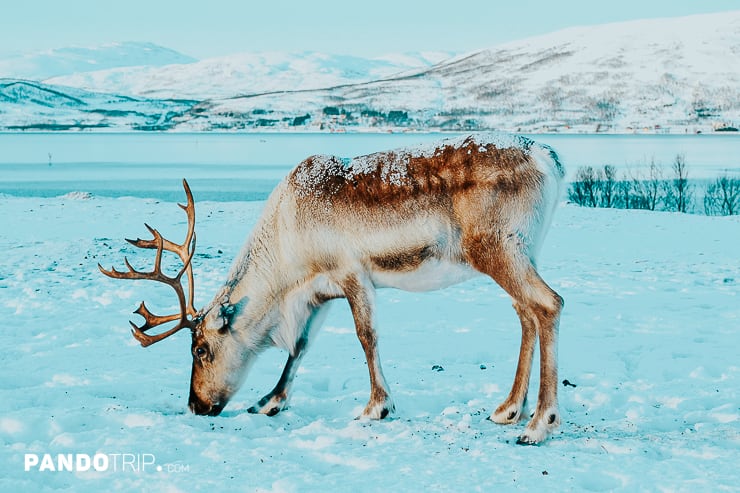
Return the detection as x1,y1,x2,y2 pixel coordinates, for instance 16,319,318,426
0,42,196,80
45,51,452,99
196,11,740,133
1,12,739,132
0,79,193,131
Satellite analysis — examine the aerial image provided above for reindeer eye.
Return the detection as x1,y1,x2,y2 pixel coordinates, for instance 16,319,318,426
194,346,207,359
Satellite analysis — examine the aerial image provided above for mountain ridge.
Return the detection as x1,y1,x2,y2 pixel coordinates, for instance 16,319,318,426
1,12,739,133
44,50,453,99
0,42,197,81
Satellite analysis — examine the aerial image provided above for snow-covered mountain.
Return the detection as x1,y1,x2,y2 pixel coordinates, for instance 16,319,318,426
45,51,453,99
196,11,740,133
0,79,193,131
1,12,739,132
0,42,196,81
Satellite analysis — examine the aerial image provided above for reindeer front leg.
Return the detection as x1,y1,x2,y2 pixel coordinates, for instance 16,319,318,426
342,274,395,419
248,303,331,416
247,337,307,416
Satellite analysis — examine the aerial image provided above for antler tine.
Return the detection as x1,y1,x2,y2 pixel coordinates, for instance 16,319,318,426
99,179,199,346
169,179,197,319
130,320,189,348
181,231,197,318
99,234,166,281
131,181,195,255
134,301,181,331
122,182,197,318
97,257,157,280
126,224,189,258
124,224,160,249
97,263,125,279
179,179,194,213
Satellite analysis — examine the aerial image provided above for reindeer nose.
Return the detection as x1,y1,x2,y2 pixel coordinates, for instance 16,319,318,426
188,398,225,416
188,398,210,415
206,401,225,416
188,389,226,416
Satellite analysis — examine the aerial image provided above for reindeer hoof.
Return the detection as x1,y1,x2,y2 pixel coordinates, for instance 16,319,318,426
490,401,525,425
516,409,560,445
515,434,540,446
359,397,395,420
516,426,548,445
248,392,287,416
248,405,281,416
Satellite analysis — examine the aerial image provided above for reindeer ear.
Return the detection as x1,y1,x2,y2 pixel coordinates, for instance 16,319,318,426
218,297,247,332
216,304,234,335
219,303,237,321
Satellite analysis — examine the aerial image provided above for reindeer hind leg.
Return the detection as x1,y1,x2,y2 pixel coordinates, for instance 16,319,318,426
463,233,563,444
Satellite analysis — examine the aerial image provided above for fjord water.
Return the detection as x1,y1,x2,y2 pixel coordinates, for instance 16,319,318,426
0,132,738,201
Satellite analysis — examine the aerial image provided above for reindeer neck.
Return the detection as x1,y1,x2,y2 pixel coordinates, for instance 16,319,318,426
212,190,299,349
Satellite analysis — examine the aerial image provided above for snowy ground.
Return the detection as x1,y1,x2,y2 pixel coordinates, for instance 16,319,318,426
1,191,738,492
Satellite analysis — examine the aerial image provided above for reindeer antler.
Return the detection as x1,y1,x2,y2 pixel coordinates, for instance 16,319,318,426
99,179,198,347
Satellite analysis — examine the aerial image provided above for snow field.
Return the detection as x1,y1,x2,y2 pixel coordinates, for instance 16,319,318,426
0,193,738,492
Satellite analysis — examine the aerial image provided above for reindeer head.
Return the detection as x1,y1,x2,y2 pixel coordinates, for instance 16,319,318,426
99,180,248,416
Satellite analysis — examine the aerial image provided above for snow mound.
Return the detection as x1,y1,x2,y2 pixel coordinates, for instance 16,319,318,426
60,191,94,200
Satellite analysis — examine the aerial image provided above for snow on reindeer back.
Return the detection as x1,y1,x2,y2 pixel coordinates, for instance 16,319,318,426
291,132,535,196
401,132,534,159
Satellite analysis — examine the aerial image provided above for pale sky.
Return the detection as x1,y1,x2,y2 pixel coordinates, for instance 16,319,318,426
2,1,739,59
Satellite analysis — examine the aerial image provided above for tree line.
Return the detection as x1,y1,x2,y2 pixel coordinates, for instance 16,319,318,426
568,156,740,215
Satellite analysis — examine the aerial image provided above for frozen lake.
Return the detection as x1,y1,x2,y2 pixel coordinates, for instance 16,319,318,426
0,132,739,201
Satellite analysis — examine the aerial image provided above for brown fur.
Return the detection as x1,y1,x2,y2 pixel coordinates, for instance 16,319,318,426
288,136,536,209
370,244,436,271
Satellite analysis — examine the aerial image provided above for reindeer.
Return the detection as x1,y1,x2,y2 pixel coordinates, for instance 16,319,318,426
99,133,564,444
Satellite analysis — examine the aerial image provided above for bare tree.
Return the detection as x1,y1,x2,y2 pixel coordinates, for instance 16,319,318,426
539,86,564,114
645,161,664,211
616,171,633,209
568,166,598,207
569,164,630,209
599,165,617,208
629,169,649,210
628,161,665,211
567,179,587,206
663,154,693,213
567,157,738,217
595,96,620,122
704,175,740,215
